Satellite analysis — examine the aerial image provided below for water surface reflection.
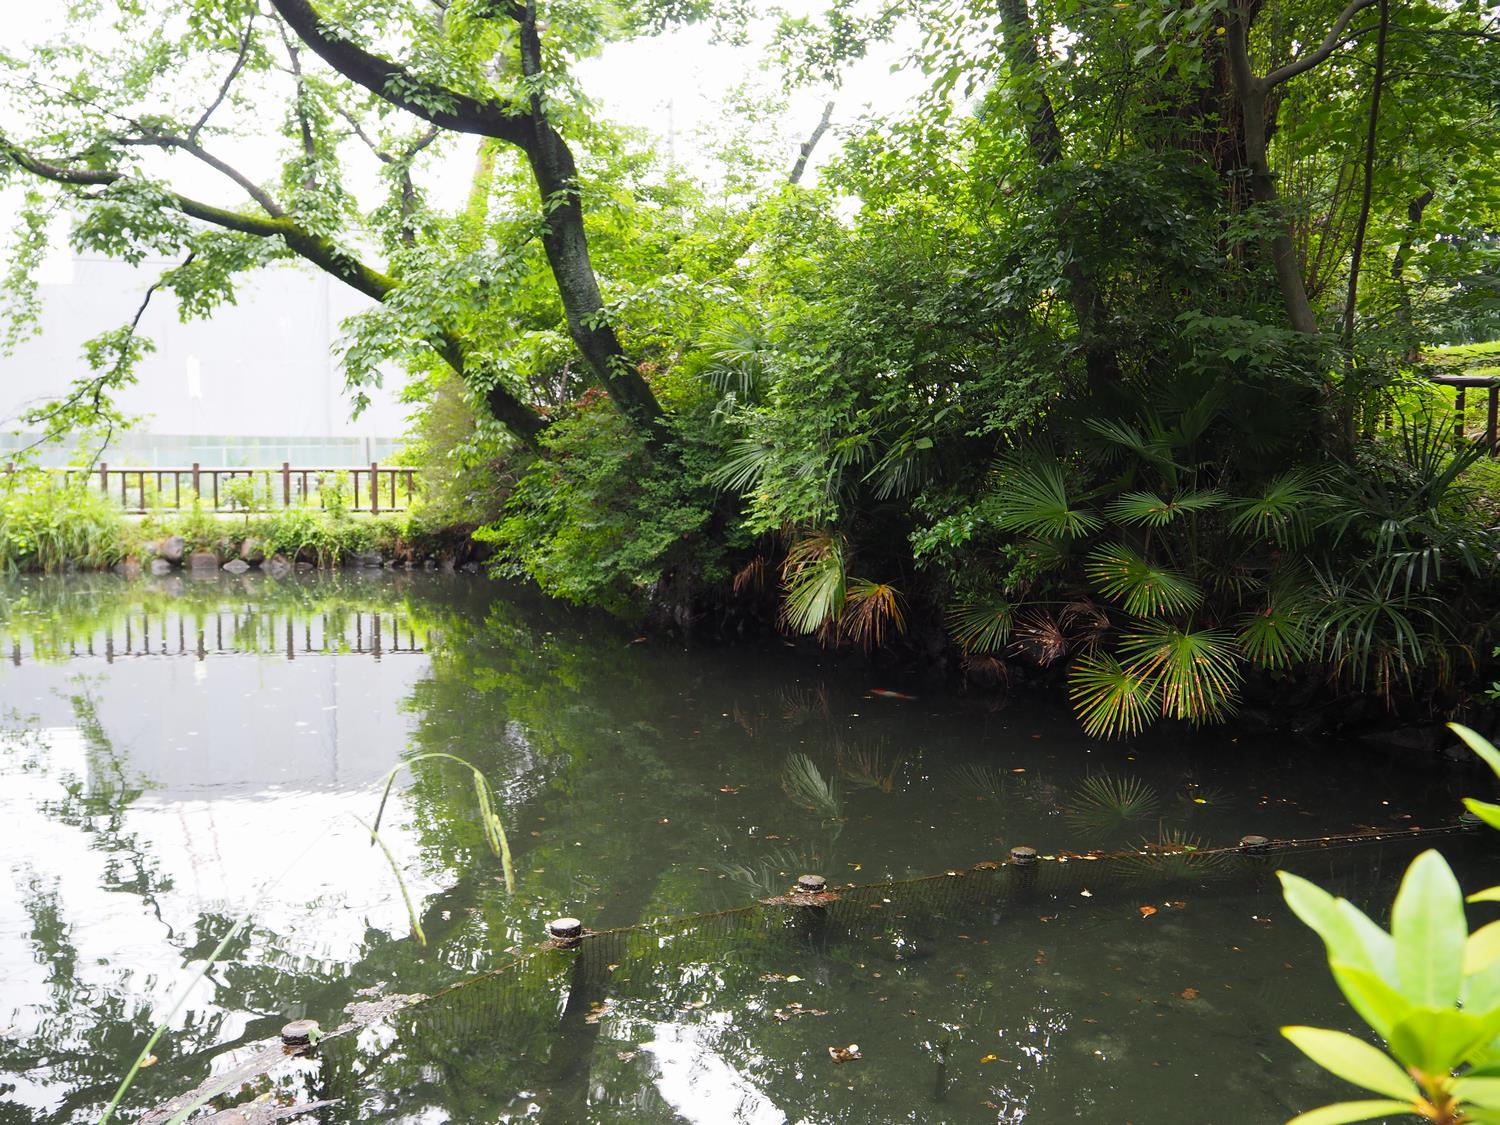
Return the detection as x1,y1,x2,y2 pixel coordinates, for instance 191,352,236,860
0,573,1485,1123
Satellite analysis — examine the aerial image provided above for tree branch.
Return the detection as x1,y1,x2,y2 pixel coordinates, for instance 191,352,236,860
188,13,256,142
1263,0,1381,88
266,0,532,144
788,101,834,185
268,0,666,439
116,134,286,218
10,253,191,460
2,140,548,449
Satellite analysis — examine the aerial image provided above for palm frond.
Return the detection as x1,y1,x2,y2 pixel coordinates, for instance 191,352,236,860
709,436,775,494
1236,603,1311,670
842,579,907,650
1082,417,1186,484
865,433,934,501
781,753,844,820
1311,570,1456,704
700,313,772,397
1106,489,1225,528
1119,624,1242,725
1068,652,1157,739
947,597,1014,654
733,556,768,596
1085,543,1202,618
990,459,1102,539
1226,469,1330,547
779,534,847,636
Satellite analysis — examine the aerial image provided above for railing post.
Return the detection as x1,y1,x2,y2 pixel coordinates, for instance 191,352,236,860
282,461,291,508
1455,387,1467,446
191,461,201,500
370,462,380,514
1488,385,1498,457
98,461,108,495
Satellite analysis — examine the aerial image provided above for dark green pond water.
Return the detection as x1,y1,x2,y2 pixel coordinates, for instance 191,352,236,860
0,573,1492,1124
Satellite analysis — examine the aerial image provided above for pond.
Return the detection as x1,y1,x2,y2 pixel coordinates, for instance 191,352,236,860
0,573,1491,1124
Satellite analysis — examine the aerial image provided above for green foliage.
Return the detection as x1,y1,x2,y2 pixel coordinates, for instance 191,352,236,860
3,0,1498,732
477,405,721,616
1279,725,1500,1125
0,475,128,573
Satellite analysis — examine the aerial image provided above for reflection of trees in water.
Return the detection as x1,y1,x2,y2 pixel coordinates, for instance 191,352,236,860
8,576,1309,1124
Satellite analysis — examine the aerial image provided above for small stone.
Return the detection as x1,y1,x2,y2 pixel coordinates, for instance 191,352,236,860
294,560,314,572
187,551,219,573
239,538,265,564
351,551,383,569
113,559,142,578
158,535,185,563
266,554,292,578
149,558,173,576
222,559,250,574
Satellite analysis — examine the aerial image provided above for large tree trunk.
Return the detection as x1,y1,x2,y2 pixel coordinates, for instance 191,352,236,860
1236,84,1320,335
1223,0,1380,339
514,7,667,441
269,0,668,444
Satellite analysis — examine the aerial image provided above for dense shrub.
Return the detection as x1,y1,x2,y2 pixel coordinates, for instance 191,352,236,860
0,476,128,573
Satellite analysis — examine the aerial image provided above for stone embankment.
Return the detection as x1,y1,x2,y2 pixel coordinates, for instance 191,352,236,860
114,533,481,578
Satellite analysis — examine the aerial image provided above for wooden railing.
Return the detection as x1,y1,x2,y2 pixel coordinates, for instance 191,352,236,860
1430,374,1500,454
4,462,419,514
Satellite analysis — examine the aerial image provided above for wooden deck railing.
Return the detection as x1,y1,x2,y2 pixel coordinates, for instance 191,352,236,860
3,462,419,514
1430,374,1500,454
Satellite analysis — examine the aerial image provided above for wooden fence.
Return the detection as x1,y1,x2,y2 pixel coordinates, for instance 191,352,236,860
1431,374,1500,453
3,462,418,514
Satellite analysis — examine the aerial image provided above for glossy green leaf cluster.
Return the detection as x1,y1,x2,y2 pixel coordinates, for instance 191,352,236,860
1280,724,1500,1124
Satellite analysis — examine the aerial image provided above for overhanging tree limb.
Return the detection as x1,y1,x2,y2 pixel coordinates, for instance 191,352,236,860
1,140,548,449
266,0,533,143
266,0,668,440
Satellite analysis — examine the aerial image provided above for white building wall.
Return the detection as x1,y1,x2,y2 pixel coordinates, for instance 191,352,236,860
0,253,408,461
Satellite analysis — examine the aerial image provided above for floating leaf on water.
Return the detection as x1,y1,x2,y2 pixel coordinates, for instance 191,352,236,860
1139,905,1158,918
1079,888,1093,897
1180,988,1199,1000
786,974,803,982
828,1044,862,1063
980,1054,998,1064
139,1055,157,1068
